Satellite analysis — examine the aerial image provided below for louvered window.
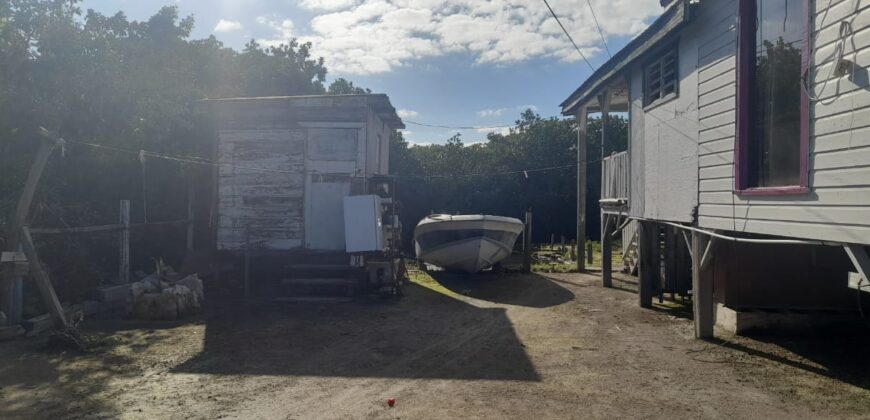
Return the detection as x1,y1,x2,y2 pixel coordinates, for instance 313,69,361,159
643,49,678,106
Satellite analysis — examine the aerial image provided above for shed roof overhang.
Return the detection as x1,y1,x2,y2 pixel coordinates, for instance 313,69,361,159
559,0,694,116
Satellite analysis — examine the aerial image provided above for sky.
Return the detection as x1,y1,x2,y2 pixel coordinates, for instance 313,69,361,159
80,0,664,145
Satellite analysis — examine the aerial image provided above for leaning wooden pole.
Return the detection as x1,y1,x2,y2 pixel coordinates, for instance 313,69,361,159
2,129,62,325
576,107,588,272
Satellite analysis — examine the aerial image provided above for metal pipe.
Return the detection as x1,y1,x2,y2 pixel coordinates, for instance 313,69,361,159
627,217,844,246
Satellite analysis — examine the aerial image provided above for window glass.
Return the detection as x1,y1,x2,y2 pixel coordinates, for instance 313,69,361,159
750,0,803,187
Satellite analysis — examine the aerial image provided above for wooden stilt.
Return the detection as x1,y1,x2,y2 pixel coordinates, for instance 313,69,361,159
692,231,715,338
638,221,657,308
602,214,613,288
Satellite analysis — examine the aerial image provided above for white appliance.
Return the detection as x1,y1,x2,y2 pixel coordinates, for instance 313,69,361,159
343,195,385,252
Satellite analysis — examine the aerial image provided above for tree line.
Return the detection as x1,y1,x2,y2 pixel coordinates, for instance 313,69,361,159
0,0,626,302
390,110,627,247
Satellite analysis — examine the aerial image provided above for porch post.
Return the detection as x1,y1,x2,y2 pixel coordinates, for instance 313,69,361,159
576,107,588,272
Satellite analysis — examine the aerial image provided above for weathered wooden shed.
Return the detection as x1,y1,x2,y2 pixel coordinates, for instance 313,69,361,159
561,0,870,337
202,94,403,253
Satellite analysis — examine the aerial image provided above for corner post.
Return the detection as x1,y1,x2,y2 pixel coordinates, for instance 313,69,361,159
692,231,715,338
576,107,588,272
522,210,533,273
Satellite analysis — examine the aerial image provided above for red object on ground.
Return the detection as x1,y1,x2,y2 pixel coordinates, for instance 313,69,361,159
387,398,396,407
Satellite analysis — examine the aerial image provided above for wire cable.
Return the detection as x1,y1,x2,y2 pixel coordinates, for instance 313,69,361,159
403,120,515,130
586,0,612,58
541,0,597,72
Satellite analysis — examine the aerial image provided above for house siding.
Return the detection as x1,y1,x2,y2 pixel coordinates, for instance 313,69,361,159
695,0,870,245
208,96,398,251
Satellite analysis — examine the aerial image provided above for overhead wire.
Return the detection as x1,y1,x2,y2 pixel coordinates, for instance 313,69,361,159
403,120,515,130
61,136,610,181
541,0,597,72
586,0,612,58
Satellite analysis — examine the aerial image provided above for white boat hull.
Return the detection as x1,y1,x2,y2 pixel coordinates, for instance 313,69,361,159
414,215,523,273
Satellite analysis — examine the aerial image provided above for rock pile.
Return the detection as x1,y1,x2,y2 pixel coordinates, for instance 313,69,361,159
127,274,204,321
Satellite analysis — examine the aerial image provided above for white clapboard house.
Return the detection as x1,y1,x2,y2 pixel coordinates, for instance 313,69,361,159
560,0,870,337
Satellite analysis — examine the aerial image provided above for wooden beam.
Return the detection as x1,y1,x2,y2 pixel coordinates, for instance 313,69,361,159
638,221,658,308
576,107,588,272
3,133,61,326
692,231,714,339
845,245,870,283
19,227,68,329
599,89,612,161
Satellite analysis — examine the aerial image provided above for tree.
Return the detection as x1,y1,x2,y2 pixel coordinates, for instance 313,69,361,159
327,77,370,95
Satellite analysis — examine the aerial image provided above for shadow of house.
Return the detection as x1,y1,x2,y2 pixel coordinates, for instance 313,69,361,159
427,272,575,308
717,322,870,392
173,282,540,381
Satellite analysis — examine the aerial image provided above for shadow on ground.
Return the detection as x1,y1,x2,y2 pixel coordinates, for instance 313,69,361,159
426,271,575,308
172,279,541,381
0,331,137,419
715,321,870,391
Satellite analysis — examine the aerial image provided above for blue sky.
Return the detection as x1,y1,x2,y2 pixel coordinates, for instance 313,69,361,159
80,0,663,144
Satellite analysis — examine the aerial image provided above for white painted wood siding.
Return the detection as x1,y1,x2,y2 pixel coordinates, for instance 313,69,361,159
628,2,705,223
696,0,870,244
217,129,306,250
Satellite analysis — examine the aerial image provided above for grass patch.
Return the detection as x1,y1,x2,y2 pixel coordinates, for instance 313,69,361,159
531,241,624,273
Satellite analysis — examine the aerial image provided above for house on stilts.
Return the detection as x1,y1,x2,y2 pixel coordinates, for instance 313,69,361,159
561,0,870,337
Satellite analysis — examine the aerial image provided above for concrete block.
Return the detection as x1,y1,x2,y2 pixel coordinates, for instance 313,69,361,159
715,303,856,334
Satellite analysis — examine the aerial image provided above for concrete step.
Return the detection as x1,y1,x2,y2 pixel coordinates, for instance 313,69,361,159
280,277,358,287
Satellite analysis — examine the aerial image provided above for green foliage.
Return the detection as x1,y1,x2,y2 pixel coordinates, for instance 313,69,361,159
391,110,628,246
327,77,371,95
0,0,333,300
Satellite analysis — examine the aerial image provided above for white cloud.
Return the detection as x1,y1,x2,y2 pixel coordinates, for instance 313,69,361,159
397,109,419,118
517,104,538,112
256,0,663,75
255,16,294,46
214,19,243,33
298,0,360,11
477,108,507,118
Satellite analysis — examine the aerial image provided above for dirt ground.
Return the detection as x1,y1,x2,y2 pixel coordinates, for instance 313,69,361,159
2,269,870,420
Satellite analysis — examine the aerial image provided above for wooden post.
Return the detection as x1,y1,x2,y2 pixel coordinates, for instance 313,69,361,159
602,214,613,288
692,231,715,338
118,200,131,285
560,235,565,253
576,107,588,272
3,131,61,326
569,239,576,261
186,181,195,251
599,90,612,162
19,227,67,329
244,230,251,297
522,210,533,273
638,221,658,308
586,242,593,265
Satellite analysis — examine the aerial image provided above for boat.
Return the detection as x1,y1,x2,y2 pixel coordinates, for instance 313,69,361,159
414,214,524,273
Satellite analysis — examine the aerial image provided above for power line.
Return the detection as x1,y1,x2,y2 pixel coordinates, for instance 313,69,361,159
541,0,596,72
403,120,515,130
62,137,610,180
586,0,612,58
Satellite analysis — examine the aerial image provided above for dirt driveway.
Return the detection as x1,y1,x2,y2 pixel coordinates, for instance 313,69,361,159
1,269,869,419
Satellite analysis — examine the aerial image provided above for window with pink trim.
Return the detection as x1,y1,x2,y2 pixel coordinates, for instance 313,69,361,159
735,0,810,195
